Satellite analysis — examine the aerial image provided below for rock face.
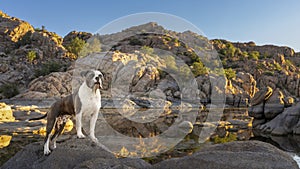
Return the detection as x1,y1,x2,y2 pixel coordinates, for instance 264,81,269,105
0,10,34,53
248,85,300,135
259,102,300,135
15,71,73,99
2,140,298,169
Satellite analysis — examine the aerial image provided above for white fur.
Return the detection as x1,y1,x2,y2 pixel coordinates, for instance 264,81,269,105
76,70,102,142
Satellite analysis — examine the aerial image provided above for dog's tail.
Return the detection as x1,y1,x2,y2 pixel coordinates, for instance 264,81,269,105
26,113,47,121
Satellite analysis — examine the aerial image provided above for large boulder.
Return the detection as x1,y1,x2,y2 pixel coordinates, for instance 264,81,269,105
1,138,151,169
152,141,298,169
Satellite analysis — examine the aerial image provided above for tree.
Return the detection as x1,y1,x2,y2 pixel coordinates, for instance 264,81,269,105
65,37,86,58
79,37,101,57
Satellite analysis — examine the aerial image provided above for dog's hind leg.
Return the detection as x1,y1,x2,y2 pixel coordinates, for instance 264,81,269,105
51,117,66,149
44,118,56,155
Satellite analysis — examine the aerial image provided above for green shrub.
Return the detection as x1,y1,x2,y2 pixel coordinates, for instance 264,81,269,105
79,37,101,57
27,50,37,63
191,61,207,76
140,46,154,55
264,71,274,76
0,83,19,98
129,37,142,46
211,133,237,144
224,68,236,79
248,51,260,60
226,43,236,58
35,61,63,77
274,62,282,71
65,37,86,58
165,55,178,72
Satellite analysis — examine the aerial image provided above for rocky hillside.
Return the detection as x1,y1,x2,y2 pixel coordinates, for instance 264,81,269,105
1,11,300,108
0,11,75,99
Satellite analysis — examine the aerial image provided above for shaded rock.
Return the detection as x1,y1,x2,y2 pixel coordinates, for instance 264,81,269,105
252,119,266,128
248,103,264,119
259,102,300,135
152,141,298,169
250,86,273,106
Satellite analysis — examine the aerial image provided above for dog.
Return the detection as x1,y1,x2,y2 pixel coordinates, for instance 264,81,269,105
29,70,103,155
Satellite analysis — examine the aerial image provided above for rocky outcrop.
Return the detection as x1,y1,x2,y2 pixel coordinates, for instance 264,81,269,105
14,71,73,99
0,12,73,98
225,72,257,106
259,102,300,136
249,87,286,128
62,31,92,47
0,10,34,53
2,139,297,169
248,85,300,135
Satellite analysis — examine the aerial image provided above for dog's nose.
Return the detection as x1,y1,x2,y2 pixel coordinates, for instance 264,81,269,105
95,77,99,82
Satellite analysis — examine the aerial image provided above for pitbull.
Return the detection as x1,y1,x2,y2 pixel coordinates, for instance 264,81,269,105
29,70,103,155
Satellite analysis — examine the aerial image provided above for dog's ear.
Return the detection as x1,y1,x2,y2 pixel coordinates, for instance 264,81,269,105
80,70,91,77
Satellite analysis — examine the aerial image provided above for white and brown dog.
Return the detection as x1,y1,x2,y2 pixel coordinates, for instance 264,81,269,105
29,70,103,155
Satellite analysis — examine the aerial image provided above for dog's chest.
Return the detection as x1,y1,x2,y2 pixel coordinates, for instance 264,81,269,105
78,84,101,113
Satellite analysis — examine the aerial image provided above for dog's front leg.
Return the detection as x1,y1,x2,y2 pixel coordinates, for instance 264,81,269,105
76,111,85,138
89,112,98,142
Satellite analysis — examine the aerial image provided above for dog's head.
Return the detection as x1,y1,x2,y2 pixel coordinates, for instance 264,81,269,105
81,70,103,91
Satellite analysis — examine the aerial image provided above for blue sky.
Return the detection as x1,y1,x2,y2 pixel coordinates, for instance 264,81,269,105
1,0,300,51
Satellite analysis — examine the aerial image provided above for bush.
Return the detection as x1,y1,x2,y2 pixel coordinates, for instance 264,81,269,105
0,84,19,98
191,61,207,76
225,68,236,79
79,37,101,57
140,46,154,55
165,55,178,72
249,51,260,60
27,50,37,63
35,61,63,77
129,37,142,46
65,37,86,58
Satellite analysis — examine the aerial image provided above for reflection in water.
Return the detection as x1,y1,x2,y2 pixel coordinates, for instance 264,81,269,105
0,135,12,148
252,130,300,153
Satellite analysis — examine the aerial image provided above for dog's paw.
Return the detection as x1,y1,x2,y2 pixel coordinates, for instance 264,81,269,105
77,133,86,139
44,149,51,156
90,136,98,143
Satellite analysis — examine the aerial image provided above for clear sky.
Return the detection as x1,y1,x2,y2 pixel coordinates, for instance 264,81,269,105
1,0,300,51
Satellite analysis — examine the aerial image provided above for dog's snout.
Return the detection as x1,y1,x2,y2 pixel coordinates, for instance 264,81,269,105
95,76,99,82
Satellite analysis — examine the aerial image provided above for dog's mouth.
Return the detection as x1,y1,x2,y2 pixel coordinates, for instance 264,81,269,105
93,82,102,92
